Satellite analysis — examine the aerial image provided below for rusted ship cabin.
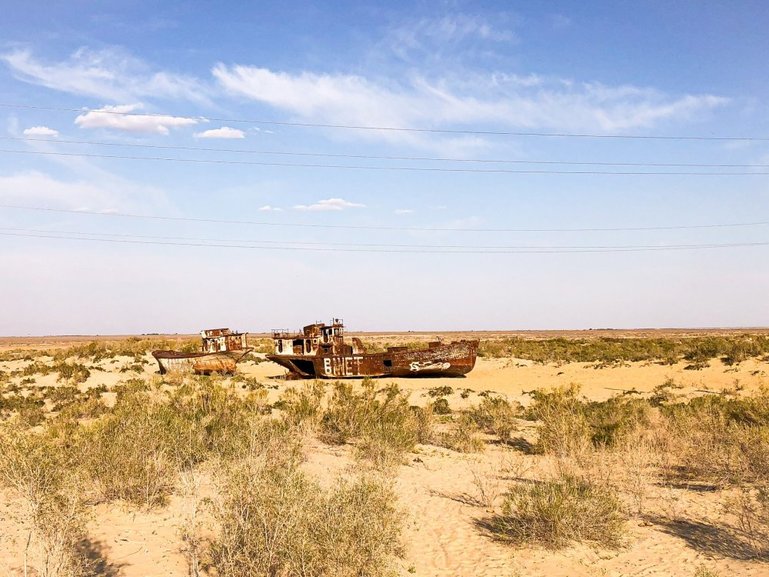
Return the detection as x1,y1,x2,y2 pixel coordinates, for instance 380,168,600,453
268,319,478,378
200,328,249,353
152,328,252,375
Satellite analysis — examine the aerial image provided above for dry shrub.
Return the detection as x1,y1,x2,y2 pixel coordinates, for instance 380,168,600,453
491,473,625,549
166,378,270,463
468,397,521,442
724,485,769,555
178,470,206,577
430,397,452,415
470,463,504,509
437,413,485,453
319,381,432,468
75,378,268,506
0,426,90,576
278,380,326,430
77,404,177,506
527,385,651,460
211,439,402,577
1,392,47,427
613,434,660,516
662,391,769,486
526,385,592,460
54,362,91,385
693,566,721,577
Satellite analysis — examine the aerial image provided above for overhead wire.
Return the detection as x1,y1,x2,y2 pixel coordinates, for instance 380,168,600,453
1,101,768,141
3,225,764,251
1,229,767,254
6,135,769,169
2,204,768,234
2,148,768,175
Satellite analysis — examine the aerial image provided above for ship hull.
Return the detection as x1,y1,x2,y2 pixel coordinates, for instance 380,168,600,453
268,340,477,379
152,349,251,375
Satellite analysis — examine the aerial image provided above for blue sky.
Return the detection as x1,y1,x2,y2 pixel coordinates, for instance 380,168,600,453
1,0,768,334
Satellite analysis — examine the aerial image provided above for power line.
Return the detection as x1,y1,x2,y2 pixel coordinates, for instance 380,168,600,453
9,135,769,169
2,229,767,254
2,148,768,175
3,226,761,251
1,101,768,141
2,204,767,234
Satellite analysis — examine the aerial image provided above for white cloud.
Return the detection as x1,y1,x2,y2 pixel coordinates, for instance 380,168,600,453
0,169,171,215
1,47,210,104
23,126,59,137
391,14,516,52
75,104,198,134
0,171,121,208
394,208,414,215
258,205,283,212
194,126,245,139
212,65,728,142
293,198,366,211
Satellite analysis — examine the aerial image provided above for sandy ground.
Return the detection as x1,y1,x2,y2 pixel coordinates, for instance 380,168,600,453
0,333,768,577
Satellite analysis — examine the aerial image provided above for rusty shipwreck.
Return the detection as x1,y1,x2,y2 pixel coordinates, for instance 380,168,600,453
152,328,253,375
267,319,478,378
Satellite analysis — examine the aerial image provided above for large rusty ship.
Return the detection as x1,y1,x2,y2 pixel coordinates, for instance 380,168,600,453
267,319,478,379
152,328,253,375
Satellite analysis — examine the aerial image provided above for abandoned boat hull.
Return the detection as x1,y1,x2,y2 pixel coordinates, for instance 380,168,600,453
268,340,478,379
151,349,251,375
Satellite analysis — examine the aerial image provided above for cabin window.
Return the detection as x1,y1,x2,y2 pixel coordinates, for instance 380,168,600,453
384,359,392,367
278,340,283,353
305,340,312,353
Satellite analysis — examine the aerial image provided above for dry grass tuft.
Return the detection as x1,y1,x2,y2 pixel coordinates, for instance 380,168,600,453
468,397,521,442
487,472,626,549
319,380,432,468
0,426,91,576
210,431,403,577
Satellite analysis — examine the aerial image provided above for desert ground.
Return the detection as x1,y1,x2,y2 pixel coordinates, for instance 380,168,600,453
0,330,768,577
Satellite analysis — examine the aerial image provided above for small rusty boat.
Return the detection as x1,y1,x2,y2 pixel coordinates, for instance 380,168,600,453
152,328,253,375
267,319,477,379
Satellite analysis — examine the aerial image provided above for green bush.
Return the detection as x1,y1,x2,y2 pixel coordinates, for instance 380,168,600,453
55,361,91,384
431,397,452,415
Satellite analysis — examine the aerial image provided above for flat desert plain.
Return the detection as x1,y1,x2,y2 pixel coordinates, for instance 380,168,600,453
0,330,768,577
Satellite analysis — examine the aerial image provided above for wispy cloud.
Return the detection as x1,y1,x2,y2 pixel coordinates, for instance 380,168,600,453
194,126,245,139
293,198,366,211
393,14,516,48
258,205,283,212
75,104,198,134
551,14,573,30
0,171,121,208
1,47,210,104
23,126,59,137
394,208,414,214
213,65,728,144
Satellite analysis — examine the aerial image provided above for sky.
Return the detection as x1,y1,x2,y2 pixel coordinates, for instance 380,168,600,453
0,0,768,334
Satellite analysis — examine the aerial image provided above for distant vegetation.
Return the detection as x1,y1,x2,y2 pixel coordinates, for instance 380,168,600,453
478,334,769,366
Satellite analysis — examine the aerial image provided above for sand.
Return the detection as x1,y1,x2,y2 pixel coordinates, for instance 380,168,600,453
0,332,768,576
